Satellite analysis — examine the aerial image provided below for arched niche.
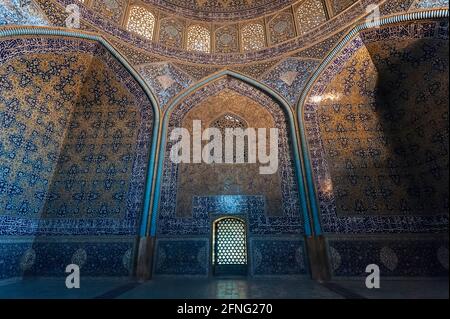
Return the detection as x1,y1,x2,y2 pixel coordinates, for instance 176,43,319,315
152,76,309,277
0,27,159,279
297,12,449,278
157,77,303,235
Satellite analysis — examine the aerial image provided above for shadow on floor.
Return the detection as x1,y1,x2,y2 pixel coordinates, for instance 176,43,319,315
0,277,448,299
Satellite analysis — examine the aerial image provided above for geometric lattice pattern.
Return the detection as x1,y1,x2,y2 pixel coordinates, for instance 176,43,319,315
0,53,88,216
187,25,211,53
43,56,140,217
214,218,247,265
0,0,49,26
0,36,154,237
317,39,449,217
126,6,155,40
241,23,266,52
296,0,327,34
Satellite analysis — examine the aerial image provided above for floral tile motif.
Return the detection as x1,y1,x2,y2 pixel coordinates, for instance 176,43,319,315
154,239,208,275
137,62,193,109
0,238,134,279
158,77,303,236
412,0,449,9
328,236,448,277
251,239,307,275
0,0,49,26
262,58,320,105
302,19,449,234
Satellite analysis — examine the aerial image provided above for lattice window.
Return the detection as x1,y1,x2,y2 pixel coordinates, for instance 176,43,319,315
211,113,248,163
241,23,266,52
126,5,155,40
212,113,247,132
296,0,327,34
214,218,247,265
187,25,211,53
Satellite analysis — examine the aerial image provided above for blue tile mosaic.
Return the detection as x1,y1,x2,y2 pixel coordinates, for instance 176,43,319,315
0,37,154,236
26,240,134,277
0,34,155,280
154,239,208,276
251,239,308,276
328,237,449,277
0,0,49,27
157,77,304,236
303,19,449,234
262,58,320,105
1,5,449,282
0,239,134,279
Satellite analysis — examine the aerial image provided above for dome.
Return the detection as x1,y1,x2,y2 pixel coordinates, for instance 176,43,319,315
145,0,295,21
90,0,336,54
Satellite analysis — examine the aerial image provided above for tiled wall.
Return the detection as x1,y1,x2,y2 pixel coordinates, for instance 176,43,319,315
0,36,154,280
303,18,449,277
154,77,307,276
154,239,209,276
0,238,135,279
153,236,309,277
250,239,308,276
327,235,448,277
0,0,49,26
1,3,449,280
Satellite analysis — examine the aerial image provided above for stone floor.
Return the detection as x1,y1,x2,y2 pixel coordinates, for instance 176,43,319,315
0,277,448,299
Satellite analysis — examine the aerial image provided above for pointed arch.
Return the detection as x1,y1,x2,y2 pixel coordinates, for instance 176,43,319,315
295,9,449,235
126,5,156,40
0,26,162,237
146,69,318,237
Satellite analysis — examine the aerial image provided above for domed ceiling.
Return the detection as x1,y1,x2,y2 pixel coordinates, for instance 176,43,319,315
142,0,295,20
